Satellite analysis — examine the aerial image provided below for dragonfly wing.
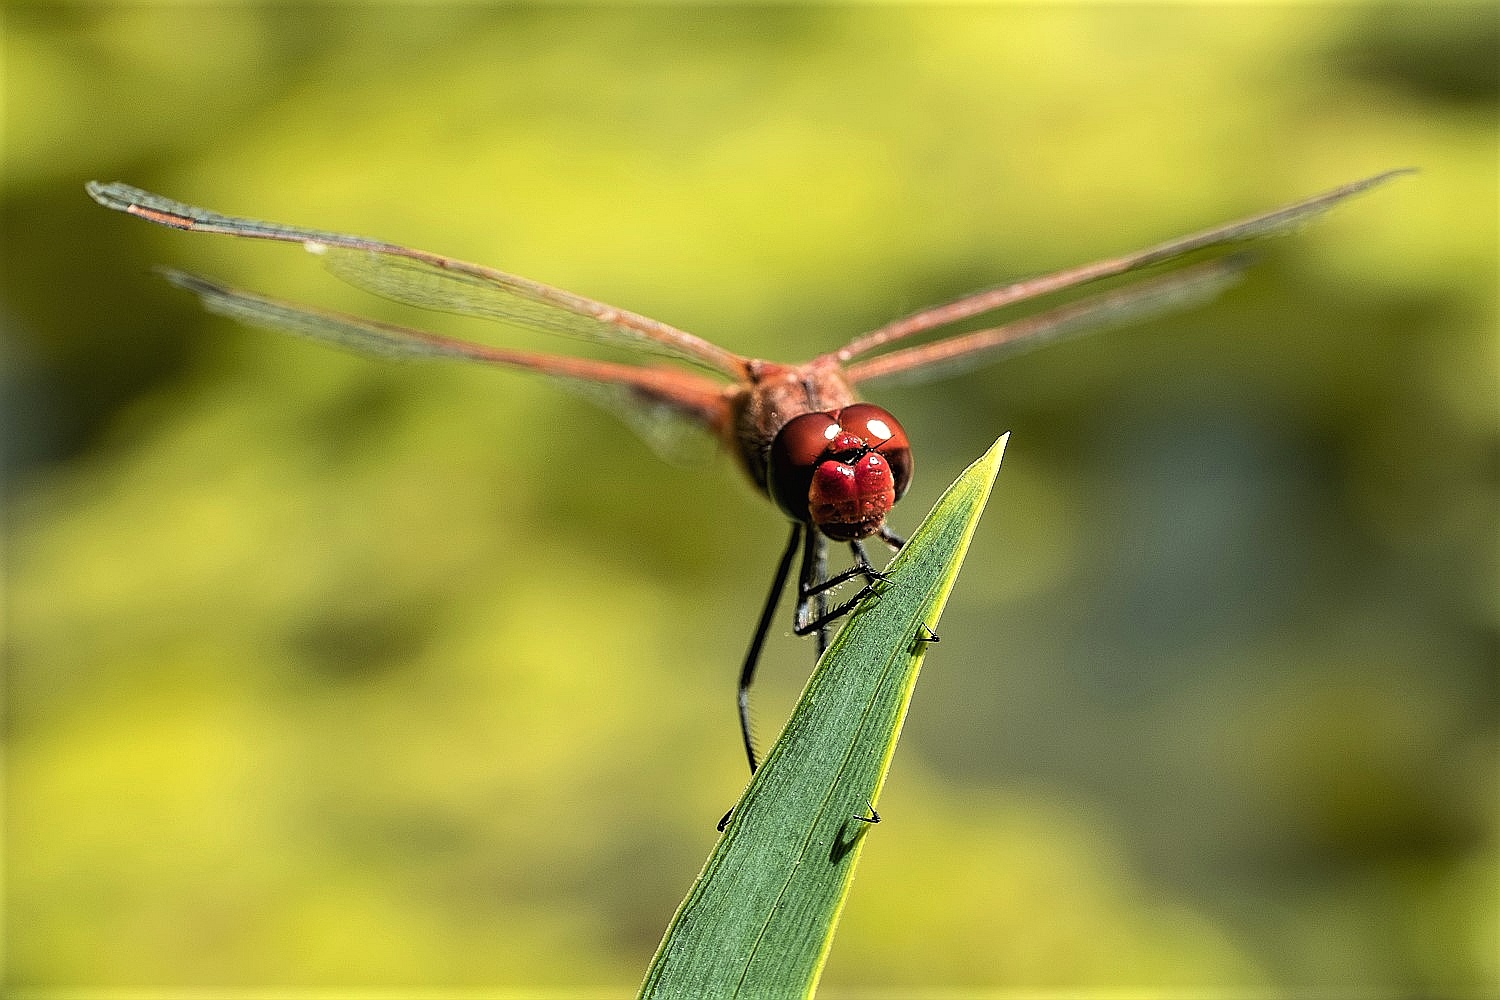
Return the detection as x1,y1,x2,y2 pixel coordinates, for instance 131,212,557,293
160,268,732,445
559,374,722,467
843,254,1250,387
832,169,1412,363
88,182,749,378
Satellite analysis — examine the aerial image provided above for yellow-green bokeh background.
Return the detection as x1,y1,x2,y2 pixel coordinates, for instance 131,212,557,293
5,4,1496,994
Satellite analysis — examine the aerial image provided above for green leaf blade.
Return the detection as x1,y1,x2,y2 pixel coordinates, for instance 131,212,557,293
640,434,1009,999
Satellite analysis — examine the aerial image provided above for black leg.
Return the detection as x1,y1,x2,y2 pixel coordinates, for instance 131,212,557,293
797,526,831,654
727,522,907,817
802,539,887,599
737,522,803,775
793,586,873,637
847,539,889,586
793,537,892,641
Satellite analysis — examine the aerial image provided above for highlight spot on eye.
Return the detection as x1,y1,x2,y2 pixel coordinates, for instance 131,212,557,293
866,418,892,440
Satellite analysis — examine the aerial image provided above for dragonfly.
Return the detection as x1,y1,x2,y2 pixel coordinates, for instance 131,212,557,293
87,170,1404,776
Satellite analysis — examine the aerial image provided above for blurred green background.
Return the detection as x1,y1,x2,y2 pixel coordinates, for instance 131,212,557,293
4,4,1495,995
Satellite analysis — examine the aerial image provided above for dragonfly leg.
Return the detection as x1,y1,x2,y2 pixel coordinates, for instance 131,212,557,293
737,526,897,778
847,538,889,584
794,535,896,641
795,527,831,654
803,539,887,598
794,587,874,637
736,521,802,775
878,525,906,551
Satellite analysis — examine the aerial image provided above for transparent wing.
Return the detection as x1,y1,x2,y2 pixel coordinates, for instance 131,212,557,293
829,169,1412,366
843,254,1250,386
87,182,750,378
159,268,731,443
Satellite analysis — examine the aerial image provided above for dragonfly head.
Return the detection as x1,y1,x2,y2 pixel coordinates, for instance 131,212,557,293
767,403,913,541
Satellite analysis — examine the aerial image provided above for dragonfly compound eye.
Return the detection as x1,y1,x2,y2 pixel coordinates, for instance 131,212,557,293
833,404,912,501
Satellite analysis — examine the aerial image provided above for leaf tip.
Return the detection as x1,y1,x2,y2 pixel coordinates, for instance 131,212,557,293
978,432,1010,475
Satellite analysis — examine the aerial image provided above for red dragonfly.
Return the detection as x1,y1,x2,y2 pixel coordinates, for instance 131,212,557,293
87,171,1403,774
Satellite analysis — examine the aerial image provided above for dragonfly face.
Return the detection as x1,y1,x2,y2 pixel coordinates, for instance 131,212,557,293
768,403,912,542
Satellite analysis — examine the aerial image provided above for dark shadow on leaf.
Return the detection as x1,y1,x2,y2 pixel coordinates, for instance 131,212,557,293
829,814,874,864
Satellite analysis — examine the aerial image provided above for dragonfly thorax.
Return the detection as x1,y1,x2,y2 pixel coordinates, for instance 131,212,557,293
767,403,913,541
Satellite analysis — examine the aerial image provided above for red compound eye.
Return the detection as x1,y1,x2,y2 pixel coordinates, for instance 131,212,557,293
834,403,912,501
767,411,840,523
